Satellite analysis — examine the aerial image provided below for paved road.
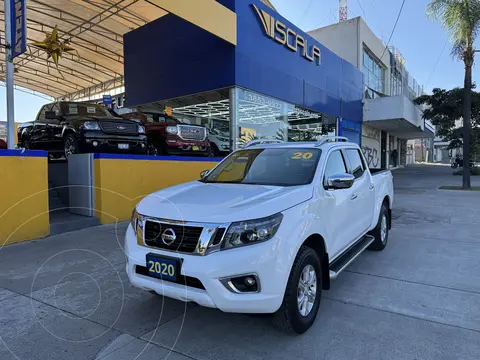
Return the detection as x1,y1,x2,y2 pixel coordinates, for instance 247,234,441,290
1,164,480,360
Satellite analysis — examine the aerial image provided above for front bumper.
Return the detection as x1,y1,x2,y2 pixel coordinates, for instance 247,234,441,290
80,131,147,154
164,135,210,155
124,224,285,313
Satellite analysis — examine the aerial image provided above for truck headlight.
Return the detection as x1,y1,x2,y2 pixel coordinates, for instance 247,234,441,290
130,208,144,235
138,125,145,134
83,121,100,130
166,126,178,134
222,213,283,250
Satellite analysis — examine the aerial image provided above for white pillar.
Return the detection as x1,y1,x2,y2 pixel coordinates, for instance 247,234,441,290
229,87,239,151
4,0,16,149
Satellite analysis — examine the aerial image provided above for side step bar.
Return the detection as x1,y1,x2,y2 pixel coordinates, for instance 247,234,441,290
329,234,375,280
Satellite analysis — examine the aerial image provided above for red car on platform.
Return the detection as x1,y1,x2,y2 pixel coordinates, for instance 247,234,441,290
122,111,212,157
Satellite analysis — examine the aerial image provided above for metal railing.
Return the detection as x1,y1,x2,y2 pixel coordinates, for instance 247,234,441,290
314,136,349,147
243,139,285,148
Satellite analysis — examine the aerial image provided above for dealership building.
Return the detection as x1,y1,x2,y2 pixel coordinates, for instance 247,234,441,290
121,0,363,148
1,0,433,245
96,3,434,169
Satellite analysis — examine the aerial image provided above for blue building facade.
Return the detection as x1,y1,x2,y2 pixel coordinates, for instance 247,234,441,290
124,0,363,147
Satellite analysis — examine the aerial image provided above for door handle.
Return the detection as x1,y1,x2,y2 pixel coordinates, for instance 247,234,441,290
369,184,375,189
350,194,358,200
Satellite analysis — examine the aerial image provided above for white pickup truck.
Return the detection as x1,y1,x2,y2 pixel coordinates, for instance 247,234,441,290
125,137,394,333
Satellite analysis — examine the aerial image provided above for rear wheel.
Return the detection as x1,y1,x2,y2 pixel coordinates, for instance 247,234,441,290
272,246,322,334
368,204,389,251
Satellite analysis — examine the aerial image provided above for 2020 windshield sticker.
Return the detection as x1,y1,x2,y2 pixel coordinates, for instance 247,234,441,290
291,152,313,160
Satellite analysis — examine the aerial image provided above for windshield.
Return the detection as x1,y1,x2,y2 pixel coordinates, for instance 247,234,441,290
144,113,180,123
201,148,321,186
61,102,110,117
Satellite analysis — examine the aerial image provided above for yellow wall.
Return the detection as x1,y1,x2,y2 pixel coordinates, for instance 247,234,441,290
94,157,220,224
0,151,50,245
148,0,237,45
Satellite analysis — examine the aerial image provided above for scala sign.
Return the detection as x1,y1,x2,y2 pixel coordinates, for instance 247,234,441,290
252,4,321,66
9,0,27,59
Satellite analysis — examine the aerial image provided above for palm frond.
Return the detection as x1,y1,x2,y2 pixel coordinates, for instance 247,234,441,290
427,0,480,60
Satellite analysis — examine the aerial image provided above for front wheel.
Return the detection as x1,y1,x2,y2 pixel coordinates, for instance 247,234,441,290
64,134,79,158
147,142,161,156
272,246,322,334
451,162,458,169
22,139,30,150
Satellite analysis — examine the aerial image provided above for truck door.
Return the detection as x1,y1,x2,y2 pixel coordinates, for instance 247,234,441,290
45,103,63,151
30,105,49,148
321,149,355,259
343,148,374,240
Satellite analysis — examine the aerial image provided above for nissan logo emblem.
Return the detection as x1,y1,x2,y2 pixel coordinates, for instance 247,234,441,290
161,228,176,245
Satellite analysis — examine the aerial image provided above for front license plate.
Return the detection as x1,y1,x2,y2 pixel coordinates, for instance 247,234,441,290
192,146,199,151
146,254,178,281
118,143,129,149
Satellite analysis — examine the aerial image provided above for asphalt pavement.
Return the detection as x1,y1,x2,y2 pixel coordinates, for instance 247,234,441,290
1,164,480,360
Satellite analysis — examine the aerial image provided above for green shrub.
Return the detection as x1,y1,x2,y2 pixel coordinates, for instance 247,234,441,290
453,166,480,175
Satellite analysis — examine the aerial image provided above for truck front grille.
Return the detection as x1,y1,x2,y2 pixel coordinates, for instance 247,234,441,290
144,221,203,253
99,121,138,135
178,125,206,141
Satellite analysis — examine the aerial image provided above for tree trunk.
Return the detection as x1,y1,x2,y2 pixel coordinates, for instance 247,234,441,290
463,61,472,189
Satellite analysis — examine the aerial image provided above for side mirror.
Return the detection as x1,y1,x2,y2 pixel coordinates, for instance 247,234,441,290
326,173,355,190
45,111,57,120
200,169,210,179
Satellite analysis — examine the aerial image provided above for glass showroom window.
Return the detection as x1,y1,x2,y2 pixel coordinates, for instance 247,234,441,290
235,88,334,148
151,88,232,156
363,48,385,99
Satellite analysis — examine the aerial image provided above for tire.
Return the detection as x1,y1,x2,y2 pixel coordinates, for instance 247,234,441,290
272,246,322,334
368,203,389,251
147,142,161,156
451,163,458,169
64,134,79,158
22,139,30,150
210,143,220,157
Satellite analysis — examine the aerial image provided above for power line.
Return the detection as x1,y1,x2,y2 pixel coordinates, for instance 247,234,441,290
424,38,449,89
298,0,315,26
380,0,406,60
356,0,367,20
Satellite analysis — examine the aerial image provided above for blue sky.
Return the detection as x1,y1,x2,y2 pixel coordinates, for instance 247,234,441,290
0,0,477,123
272,0,475,90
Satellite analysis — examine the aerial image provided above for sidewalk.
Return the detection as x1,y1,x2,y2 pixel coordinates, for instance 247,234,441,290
1,164,480,360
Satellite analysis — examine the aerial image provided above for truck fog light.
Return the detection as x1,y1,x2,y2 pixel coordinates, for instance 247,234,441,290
244,276,256,287
220,274,260,293
92,141,98,147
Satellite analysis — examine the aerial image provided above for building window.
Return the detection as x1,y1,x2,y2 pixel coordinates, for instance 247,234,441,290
235,88,335,148
362,47,385,99
391,68,403,96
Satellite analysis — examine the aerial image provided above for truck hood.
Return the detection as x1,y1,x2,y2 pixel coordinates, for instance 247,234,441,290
136,181,314,223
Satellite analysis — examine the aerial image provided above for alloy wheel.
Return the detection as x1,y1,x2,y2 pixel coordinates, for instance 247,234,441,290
297,264,317,317
380,214,388,243
64,137,76,157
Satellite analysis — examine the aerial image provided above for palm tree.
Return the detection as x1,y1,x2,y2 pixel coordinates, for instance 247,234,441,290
426,0,480,189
